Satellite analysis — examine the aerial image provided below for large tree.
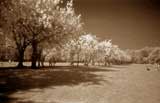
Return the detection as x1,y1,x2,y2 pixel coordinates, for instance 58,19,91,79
0,0,83,68
0,0,33,67
26,0,83,68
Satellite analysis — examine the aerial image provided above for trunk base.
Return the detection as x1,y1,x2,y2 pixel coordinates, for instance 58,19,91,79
17,63,23,68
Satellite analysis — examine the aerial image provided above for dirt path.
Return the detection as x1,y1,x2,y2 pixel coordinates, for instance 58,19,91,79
9,64,160,103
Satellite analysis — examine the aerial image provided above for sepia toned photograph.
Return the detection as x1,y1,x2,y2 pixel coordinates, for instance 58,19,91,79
0,0,160,103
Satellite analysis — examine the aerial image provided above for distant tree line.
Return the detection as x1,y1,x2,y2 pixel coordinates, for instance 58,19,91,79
0,33,160,67
127,47,160,64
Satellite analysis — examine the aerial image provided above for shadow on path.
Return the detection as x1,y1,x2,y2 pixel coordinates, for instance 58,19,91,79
0,66,117,103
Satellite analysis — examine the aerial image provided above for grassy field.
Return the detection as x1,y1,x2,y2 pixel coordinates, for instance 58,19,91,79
0,64,160,103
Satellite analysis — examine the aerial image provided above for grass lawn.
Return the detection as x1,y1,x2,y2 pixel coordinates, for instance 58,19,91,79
0,64,160,103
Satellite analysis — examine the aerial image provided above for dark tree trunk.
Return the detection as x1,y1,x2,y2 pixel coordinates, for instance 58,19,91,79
17,48,25,68
38,60,41,68
77,53,80,67
31,41,38,69
104,56,108,67
37,50,42,68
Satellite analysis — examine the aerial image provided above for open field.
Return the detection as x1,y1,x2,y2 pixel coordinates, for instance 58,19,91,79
0,64,160,103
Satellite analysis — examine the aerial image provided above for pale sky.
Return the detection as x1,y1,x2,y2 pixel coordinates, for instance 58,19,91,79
73,0,160,49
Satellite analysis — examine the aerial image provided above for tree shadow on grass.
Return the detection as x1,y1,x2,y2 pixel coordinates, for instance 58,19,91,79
0,94,58,103
102,65,132,69
0,66,116,103
0,94,57,103
0,95,35,103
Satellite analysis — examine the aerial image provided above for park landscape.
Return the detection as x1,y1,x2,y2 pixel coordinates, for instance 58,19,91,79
0,0,160,103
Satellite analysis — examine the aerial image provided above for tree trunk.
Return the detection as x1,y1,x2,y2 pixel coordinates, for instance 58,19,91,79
77,53,79,67
31,41,38,69
104,56,108,67
17,48,25,68
37,52,42,68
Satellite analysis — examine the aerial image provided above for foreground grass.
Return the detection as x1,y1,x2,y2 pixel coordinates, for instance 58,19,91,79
0,64,160,103
0,66,112,103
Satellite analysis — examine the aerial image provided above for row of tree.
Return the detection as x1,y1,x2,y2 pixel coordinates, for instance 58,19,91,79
30,34,160,67
44,34,132,67
0,0,159,68
1,32,160,67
